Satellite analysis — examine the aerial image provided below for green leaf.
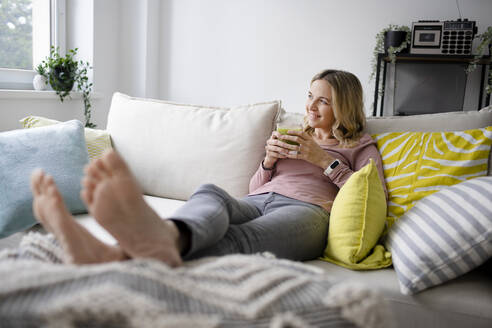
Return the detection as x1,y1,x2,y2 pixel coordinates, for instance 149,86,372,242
41,46,95,126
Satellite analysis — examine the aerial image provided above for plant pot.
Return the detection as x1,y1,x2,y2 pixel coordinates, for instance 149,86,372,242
33,74,47,91
384,31,408,54
49,65,75,92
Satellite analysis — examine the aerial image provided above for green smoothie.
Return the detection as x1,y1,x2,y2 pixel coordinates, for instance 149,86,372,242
277,127,302,145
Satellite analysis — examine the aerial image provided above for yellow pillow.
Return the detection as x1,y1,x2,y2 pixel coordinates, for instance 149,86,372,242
320,159,392,270
373,127,492,227
20,116,112,161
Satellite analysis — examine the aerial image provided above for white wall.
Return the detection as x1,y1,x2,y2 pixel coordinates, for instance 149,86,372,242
158,0,492,114
92,0,120,127
1,0,492,132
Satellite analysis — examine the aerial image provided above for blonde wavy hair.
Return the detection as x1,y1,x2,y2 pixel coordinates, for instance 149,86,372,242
303,69,366,147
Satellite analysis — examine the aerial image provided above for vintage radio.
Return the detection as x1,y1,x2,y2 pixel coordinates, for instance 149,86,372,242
410,19,477,55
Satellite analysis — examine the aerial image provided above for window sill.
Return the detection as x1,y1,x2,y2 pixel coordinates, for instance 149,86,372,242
0,89,102,100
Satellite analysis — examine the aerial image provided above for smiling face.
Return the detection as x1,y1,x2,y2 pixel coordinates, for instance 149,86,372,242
306,79,336,137
305,69,366,146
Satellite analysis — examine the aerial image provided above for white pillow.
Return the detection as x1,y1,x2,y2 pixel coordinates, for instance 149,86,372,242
107,93,281,200
386,176,492,295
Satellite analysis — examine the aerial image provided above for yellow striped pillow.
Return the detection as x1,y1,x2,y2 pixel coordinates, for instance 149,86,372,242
373,127,492,227
20,116,112,161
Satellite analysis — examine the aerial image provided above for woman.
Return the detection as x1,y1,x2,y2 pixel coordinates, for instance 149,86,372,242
31,69,387,266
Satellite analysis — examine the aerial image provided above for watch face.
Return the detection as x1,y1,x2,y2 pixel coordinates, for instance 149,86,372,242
330,160,340,169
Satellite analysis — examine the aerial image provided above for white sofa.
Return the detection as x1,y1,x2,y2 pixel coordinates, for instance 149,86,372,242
2,93,491,328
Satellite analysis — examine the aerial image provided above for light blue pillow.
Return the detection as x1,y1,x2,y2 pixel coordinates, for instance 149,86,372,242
0,120,89,238
386,176,492,295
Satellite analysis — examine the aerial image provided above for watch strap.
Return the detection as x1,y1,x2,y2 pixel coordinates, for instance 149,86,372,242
323,159,340,176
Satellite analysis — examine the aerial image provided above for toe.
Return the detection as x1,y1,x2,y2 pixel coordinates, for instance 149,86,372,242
38,171,51,194
46,183,58,199
80,188,92,206
43,174,54,189
44,176,62,199
30,169,44,196
104,150,130,174
86,159,106,181
95,157,112,177
82,175,97,191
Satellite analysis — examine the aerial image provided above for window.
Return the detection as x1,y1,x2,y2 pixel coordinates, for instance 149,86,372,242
0,0,33,70
0,0,65,90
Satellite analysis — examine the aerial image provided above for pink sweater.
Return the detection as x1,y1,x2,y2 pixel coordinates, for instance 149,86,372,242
248,134,387,212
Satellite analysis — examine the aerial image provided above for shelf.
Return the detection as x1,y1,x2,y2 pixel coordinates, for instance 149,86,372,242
379,53,491,64
0,89,102,100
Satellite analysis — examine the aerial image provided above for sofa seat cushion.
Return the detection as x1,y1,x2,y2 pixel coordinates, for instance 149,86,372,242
76,195,186,246
306,259,492,328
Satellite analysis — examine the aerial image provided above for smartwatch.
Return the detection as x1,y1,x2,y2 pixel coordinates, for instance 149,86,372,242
323,159,340,176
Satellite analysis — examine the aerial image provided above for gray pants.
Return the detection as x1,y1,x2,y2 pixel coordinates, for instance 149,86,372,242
170,184,330,261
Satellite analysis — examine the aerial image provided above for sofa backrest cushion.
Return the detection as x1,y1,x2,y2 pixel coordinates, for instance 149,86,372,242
279,108,492,176
365,108,492,134
106,93,281,200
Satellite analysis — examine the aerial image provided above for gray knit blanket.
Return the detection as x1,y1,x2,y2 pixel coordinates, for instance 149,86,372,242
0,233,391,328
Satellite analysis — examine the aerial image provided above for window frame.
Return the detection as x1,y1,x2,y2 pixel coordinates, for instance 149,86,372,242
0,0,66,90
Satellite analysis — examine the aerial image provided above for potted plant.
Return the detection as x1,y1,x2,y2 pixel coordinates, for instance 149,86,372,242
467,26,492,95
38,47,96,128
33,64,48,91
370,24,411,82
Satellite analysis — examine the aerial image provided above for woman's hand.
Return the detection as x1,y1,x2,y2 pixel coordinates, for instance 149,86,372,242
263,131,300,169
278,131,335,169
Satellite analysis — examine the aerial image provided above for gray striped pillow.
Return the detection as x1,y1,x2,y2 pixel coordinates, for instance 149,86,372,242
385,176,492,295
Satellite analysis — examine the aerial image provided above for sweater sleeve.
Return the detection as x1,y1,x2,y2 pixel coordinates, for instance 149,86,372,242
249,162,275,193
326,136,388,200
325,161,354,190
353,144,388,200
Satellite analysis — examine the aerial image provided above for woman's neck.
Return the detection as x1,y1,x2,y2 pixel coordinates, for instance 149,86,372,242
314,128,334,141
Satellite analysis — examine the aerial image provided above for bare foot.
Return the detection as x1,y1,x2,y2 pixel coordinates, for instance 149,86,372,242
80,150,183,267
30,169,127,264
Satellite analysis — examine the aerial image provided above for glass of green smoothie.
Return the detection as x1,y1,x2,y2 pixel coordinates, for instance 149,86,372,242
277,122,303,146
